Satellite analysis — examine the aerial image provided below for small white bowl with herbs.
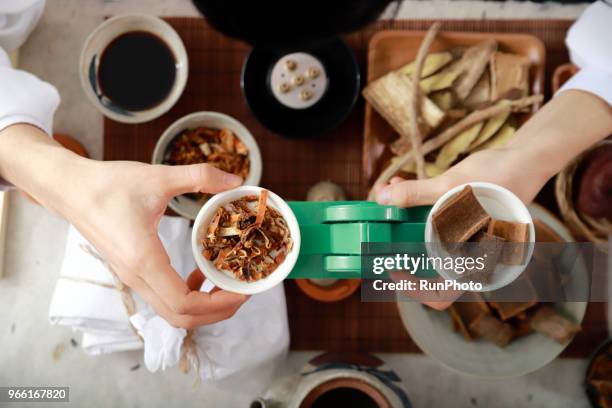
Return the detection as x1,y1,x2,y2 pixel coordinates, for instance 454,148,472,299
152,111,262,219
191,186,300,295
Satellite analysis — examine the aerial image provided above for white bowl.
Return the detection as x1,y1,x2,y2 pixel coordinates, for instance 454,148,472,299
152,111,263,220
424,182,535,292
397,300,586,378
79,14,188,123
398,206,587,378
191,186,300,295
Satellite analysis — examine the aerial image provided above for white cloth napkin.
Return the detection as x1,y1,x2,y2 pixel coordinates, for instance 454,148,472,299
0,0,46,51
48,216,290,383
49,216,192,353
558,1,612,106
0,45,60,136
130,281,289,381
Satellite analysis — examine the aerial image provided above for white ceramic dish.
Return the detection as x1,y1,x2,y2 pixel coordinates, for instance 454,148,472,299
528,203,573,242
191,186,300,295
424,182,536,292
152,111,263,220
79,14,188,124
398,204,588,378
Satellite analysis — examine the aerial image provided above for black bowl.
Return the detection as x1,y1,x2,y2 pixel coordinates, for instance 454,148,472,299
241,37,360,139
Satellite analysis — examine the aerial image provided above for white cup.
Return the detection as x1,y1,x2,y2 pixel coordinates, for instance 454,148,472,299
79,14,188,124
191,186,301,295
424,182,535,292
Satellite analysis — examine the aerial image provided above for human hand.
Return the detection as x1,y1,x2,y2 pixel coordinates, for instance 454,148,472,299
373,147,548,311
65,160,249,329
374,90,612,209
0,124,249,329
373,147,548,208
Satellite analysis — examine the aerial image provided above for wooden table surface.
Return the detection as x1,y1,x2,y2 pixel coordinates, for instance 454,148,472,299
104,17,607,358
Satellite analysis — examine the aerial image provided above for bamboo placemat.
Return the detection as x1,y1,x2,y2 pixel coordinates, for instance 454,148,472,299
104,18,607,358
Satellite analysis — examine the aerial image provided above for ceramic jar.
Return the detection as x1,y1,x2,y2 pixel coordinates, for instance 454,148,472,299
251,352,411,408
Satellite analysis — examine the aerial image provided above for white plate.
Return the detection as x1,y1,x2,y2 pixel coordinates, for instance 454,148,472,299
398,204,587,378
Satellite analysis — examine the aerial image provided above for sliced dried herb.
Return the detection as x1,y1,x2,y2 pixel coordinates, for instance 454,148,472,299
202,190,293,282
164,127,249,200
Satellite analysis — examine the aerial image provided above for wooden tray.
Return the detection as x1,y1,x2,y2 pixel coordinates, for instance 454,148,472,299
363,30,545,187
552,63,578,93
104,18,607,358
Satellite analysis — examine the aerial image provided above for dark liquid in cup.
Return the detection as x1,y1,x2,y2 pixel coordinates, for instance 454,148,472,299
98,31,176,111
311,387,379,408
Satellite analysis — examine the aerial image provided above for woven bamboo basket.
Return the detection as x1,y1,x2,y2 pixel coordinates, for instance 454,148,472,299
555,140,612,245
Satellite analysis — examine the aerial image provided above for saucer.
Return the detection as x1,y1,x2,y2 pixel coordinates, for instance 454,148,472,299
241,37,360,138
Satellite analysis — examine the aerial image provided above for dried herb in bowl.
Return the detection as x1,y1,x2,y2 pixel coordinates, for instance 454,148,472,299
164,127,250,200
202,190,293,282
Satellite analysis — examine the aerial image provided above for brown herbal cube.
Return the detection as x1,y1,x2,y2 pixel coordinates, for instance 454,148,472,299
487,219,529,264
432,186,491,243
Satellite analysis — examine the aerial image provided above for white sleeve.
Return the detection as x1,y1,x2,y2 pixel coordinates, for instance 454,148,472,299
558,1,612,106
0,47,60,135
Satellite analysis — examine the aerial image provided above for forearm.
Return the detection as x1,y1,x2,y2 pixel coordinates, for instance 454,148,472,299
0,124,92,215
505,90,612,181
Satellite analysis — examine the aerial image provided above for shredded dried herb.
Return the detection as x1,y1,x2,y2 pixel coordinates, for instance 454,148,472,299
202,190,293,282
164,127,249,200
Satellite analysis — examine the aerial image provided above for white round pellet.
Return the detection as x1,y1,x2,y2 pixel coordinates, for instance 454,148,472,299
269,52,328,109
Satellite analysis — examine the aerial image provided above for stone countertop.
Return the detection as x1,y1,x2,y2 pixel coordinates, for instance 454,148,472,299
0,1,595,407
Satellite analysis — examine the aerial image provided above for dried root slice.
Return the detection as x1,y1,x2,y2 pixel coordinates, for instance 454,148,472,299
474,123,516,151
464,70,491,110
425,162,446,177
430,90,455,111
399,160,445,178
469,111,510,151
422,95,539,156
435,122,484,170
399,51,454,78
419,60,464,94
453,39,498,100
490,52,531,100
367,94,542,200
363,71,446,140
409,21,442,179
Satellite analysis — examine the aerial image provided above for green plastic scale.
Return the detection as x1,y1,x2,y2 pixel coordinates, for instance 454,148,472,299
286,201,432,279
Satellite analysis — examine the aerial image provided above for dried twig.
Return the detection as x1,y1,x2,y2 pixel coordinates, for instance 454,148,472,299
454,39,498,100
367,94,543,200
423,95,542,152
409,22,442,179
254,189,268,226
